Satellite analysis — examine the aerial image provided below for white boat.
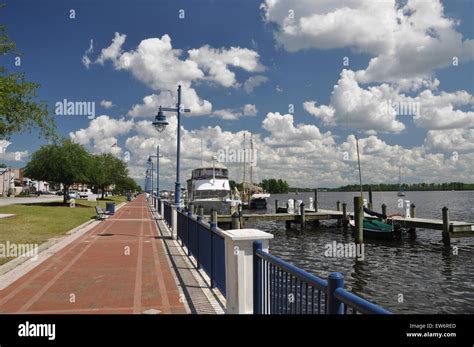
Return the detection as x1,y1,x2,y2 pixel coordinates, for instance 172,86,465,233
186,159,240,215
250,192,270,209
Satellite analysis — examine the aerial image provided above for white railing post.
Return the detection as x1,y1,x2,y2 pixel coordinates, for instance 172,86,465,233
405,200,411,218
223,229,273,314
171,205,178,239
160,200,164,217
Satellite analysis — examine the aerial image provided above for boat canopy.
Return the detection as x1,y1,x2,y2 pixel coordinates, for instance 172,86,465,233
191,166,228,180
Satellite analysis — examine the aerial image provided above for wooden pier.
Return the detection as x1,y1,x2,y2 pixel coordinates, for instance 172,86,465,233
215,209,343,223
207,202,474,246
189,189,474,246
387,216,474,234
213,210,473,232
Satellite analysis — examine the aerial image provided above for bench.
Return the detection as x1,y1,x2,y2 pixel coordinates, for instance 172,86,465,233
95,206,112,220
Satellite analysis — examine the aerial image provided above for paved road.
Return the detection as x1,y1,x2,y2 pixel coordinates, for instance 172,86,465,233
0,196,62,206
0,195,187,314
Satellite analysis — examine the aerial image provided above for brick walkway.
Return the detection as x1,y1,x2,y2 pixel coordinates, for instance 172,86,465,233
0,195,187,314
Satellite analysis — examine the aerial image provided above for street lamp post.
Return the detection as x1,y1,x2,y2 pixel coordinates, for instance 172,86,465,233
152,85,190,206
144,168,149,194
156,145,161,198
147,157,154,197
149,145,163,200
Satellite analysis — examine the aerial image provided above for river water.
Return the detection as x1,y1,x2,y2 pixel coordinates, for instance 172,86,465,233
243,191,474,314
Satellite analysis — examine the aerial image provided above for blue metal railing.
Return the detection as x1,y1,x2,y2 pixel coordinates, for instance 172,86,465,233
176,209,226,296
163,201,172,226
253,241,391,315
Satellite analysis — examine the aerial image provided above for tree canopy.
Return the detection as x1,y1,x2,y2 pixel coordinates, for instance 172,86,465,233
24,140,91,203
88,153,128,199
259,179,289,194
24,140,139,202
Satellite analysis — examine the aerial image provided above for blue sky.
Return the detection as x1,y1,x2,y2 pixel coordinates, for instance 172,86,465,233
1,0,473,188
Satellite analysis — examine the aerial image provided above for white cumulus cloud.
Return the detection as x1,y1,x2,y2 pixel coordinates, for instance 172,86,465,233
261,0,474,84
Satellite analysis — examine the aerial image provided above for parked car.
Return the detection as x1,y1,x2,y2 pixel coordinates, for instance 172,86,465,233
78,189,93,199
68,191,78,199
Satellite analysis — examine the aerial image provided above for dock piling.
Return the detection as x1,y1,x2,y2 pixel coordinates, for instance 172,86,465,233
336,200,341,227
231,212,240,229
368,186,373,210
381,203,387,218
354,196,364,244
211,208,218,225
275,199,278,213
442,207,450,246
198,206,204,218
300,203,306,230
342,202,347,230
410,203,416,218
314,189,319,212
238,204,244,228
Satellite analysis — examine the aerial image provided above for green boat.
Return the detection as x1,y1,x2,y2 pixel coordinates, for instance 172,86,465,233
349,218,394,240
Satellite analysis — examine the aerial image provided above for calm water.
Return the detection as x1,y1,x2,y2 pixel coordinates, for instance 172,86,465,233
244,191,474,314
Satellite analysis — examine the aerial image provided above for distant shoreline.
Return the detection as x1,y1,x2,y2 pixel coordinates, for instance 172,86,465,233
285,189,474,193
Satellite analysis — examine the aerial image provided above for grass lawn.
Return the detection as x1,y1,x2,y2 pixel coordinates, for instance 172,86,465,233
0,196,127,265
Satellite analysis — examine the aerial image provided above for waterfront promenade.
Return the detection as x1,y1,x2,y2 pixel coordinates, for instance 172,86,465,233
0,195,188,314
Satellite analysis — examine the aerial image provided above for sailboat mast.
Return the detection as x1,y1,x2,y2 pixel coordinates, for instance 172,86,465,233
398,166,401,189
212,155,216,183
250,134,253,185
356,135,363,198
243,132,246,184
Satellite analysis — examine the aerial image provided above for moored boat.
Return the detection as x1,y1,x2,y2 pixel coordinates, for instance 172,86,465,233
186,160,240,215
349,218,394,240
250,192,270,209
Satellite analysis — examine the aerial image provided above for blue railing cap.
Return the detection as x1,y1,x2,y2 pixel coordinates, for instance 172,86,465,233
329,272,344,280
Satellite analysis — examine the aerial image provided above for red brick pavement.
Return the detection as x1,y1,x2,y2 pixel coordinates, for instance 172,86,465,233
0,195,187,314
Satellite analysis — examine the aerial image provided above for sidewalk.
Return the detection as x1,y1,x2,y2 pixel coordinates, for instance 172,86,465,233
0,195,187,314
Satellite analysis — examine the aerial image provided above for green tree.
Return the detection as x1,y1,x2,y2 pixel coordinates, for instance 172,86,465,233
88,153,128,199
24,140,91,204
0,6,56,140
114,176,139,194
259,178,289,194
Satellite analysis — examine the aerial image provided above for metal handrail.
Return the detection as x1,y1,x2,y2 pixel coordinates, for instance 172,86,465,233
255,248,327,291
175,208,226,296
334,287,391,314
254,242,391,315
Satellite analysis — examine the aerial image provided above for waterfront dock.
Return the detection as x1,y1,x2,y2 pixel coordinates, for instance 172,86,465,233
214,210,474,234
215,209,344,223
193,193,474,246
